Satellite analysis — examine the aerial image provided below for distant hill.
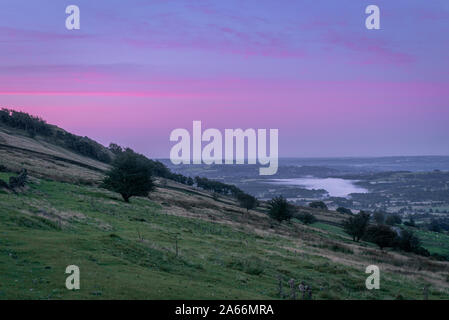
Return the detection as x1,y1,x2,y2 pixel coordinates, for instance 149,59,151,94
0,108,113,164
0,120,110,183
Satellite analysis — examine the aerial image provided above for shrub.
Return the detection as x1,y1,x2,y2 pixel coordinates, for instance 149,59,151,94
309,201,327,210
343,211,370,242
9,169,28,189
297,212,317,225
102,150,155,202
397,229,421,253
268,196,293,222
363,224,398,250
428,219,441,233
385,214,402,226
237,193,258,212
373,211,385,224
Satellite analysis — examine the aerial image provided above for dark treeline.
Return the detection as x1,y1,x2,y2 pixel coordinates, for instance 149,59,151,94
0,108,112,163
0,108,52,137
194,176,243,197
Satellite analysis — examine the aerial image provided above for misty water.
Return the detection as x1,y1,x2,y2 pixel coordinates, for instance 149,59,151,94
269,178,368,198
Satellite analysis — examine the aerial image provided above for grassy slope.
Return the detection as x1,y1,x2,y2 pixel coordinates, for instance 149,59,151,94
410,228,449,257
1,172,449,300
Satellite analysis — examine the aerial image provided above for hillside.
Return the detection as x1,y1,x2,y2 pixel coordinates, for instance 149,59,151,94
0,123,109,183
1,123,449,300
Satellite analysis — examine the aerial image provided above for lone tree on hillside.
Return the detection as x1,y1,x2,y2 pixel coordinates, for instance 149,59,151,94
268,196,293,222
237,193,258,213
343,211,371,242
102,150,155,202
363,224,398,250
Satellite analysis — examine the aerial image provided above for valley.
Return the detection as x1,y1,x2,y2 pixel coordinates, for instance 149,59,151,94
1,121,449,300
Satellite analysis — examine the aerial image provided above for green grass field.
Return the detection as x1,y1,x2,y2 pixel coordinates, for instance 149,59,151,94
409,228,449,257
1,172,449,300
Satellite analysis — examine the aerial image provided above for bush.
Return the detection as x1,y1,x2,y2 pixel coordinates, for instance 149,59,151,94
297,212,317,225
268,196,293,222
415,247,430,257
363,224,398,250
309,201,327,210
397,229,421,253
102,150,155,202
385,214,402,226
186,177,194,186
9,169,28,189
343,211,370,242
373,211,385,224
428,219,441,233
237,193,258,212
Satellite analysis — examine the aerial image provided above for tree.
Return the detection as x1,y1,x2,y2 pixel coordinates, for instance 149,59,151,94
429,219,441,233
108,143,123,155
186,177,194,186
102,150,155,202
336,207,352,215
9,169,28,189
373,211,385,224
297,212,317,225
363,224,398,250
268,196,293,222
237,193,258,213
343,211,370,242
309,201,328,210
397,230,421,253
385,214,402,226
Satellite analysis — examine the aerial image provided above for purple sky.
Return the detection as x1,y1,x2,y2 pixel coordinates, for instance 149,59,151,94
0,0,448,158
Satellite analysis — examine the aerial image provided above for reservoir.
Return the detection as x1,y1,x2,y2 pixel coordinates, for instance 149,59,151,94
269,178,368,198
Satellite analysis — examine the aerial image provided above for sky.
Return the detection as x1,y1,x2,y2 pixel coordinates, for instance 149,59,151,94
0,0,448,158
